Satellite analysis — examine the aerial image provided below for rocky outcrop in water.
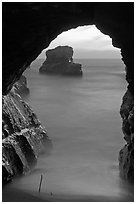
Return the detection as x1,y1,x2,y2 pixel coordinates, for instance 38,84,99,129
119,90,134,181
14,75,29,95
39,46,82,76
2,88,49,184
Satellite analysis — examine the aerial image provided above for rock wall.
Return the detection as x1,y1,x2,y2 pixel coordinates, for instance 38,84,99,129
14,75,29,94
2,88,50,184
2,3,134,182
119,90,134,181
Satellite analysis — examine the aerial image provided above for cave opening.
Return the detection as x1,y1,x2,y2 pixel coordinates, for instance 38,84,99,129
10,25,131,200
23,24,126,125
2,3,134,202
38,25,122,59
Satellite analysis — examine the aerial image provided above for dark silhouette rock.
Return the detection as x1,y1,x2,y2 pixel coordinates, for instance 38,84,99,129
14,75,29,94
119,90,134,181
39,46,82,76
46,46,73,63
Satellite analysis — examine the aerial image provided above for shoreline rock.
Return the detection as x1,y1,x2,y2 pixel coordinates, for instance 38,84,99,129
2,88,50,185
119,90,134,181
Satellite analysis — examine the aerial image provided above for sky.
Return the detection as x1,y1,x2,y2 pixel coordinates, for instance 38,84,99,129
38,25,121,59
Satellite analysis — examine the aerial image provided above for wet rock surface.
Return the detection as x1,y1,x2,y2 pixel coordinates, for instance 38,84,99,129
39,46,82,76
119,90,134,181
2,88,49,184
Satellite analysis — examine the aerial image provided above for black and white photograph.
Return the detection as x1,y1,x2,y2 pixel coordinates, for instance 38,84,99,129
2,2,134,202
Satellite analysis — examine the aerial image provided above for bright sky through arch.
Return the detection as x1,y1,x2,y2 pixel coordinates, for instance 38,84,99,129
39,25,121,59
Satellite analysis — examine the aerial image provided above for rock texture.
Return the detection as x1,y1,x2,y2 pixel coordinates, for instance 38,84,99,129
2,3,134,182
14,75,29,94
119,90,134,181
39,46,82,76
2,87,50,184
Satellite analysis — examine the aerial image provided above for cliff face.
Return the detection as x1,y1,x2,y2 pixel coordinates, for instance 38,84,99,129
39,46,82,76
2,3,134,182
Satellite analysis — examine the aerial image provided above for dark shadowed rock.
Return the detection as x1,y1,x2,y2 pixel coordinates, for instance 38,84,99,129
119,90,134,181
14,75,29,94
46,46,73,63
39,46,83,76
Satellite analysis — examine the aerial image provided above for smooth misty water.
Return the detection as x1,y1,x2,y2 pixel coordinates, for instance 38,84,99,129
3,58,134,201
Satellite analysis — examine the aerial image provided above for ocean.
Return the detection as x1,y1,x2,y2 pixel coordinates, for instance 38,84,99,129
2,58,134,201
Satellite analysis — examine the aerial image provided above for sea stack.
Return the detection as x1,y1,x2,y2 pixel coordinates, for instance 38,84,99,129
39,46,82,76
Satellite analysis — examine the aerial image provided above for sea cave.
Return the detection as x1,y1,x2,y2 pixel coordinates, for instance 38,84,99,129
2,2,134,202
